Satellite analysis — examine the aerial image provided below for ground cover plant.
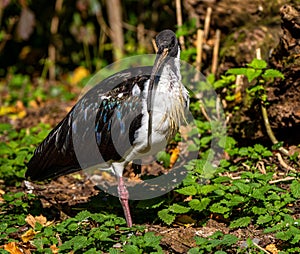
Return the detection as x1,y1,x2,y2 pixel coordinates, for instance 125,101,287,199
1,58,299,253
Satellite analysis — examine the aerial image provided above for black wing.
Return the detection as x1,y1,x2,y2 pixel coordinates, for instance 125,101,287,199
26,66,152,181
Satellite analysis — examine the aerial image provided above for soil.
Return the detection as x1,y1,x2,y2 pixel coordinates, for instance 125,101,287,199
1,96,281,253
186,0,300,145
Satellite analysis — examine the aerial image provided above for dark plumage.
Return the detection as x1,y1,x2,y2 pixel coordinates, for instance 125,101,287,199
26,67,151,180
26,30,189,227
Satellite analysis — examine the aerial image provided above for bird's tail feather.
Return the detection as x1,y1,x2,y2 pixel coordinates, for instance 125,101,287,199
26,114,80,181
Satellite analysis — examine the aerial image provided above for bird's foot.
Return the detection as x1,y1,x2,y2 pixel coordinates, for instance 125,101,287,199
118,177,132,227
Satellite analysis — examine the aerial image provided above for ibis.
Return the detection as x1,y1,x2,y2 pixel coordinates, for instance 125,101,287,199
26,29,189,227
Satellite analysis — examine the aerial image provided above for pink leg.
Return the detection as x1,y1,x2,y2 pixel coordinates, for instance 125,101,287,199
117,177,132,227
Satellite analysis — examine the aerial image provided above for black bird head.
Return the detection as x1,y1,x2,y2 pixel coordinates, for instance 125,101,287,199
150,30,179,79
155,29,179,58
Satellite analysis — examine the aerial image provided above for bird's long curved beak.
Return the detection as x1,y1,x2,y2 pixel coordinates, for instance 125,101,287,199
146,47,168,147
147,48,169,114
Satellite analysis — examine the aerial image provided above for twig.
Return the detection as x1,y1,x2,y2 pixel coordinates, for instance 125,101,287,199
255,48,262,60
252,241,271,254
235,74,243,94
195,29,204,74
203,7,212,40
211,29,221,75
48,0,63,82
216,96,222,120
276,152,297,172
256,161,266,174
269,176,295,184
200,101,211,122
106,0,124,61
137,23,146,48
175,0,185,50
256,48,290,157
261,102,290,156
95,9,111,38
152,39,158,53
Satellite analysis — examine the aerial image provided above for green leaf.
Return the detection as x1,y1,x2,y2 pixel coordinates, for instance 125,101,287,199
276,231,292,241
59,236,89,251
226,67,249,76
247,59,267,69
229,217,251,228
123,244,140,254
257,214,273,225
262,69,284,80
189,198,210,211
200,136,212,147
291,233,300,244
226,67,262,82
156,151,171,168
199,185,217,195
252,206,267,215
188,247,201,254
246,69,262,82
238,147,249,156
228,195,245,206
176,185,197,196
0,123,12,132
67,222,78,231
233,182,251,194
143,232,162,246
222,234,239,246
75,210,92,221
194,236,208,245
210,203,230,214
158,209,176,225
169,204,190,214
219,136,237,150
291,180,300,198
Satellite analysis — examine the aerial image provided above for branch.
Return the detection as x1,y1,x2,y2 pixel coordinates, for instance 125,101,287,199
175,0,185,50
261,100,290,157
275,152,297,172
211,29,220,75
269,176,295,184
256,48,290,157
203,7,212,40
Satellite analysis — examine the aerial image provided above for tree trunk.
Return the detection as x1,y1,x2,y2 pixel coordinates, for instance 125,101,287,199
106,0,124,61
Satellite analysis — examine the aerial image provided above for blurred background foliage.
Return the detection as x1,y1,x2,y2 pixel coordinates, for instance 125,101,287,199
0,0,179,77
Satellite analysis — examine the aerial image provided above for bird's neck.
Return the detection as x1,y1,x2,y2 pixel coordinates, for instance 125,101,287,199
160,46,181,83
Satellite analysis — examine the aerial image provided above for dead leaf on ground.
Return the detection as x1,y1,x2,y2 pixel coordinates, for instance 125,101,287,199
21,228,36,243
50,244,59,254
266,243,279,254
175,214,196,227
4,242,23,254
25,214,50,228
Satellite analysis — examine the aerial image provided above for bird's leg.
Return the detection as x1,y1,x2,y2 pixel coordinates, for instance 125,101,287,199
117,176,132,227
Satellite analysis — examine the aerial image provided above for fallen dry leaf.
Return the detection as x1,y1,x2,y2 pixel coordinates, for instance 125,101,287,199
21,228,36,243
0,100,27,119
70,66,90,85
175,215,196,227
34,214,47,226
25,214,49,228
266,243,279,254
170,147,180,167
4,242,23,254
25,214,36,228
50,244,59,254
